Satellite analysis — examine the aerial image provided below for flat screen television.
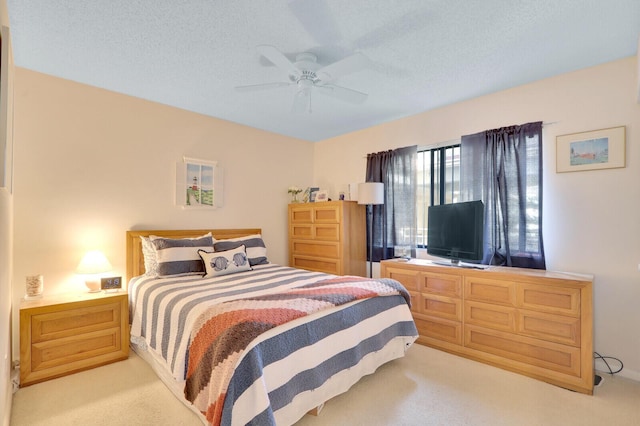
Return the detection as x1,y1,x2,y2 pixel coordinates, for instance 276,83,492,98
427,200,485,268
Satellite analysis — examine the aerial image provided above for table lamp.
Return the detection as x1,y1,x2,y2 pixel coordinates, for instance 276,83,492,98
76,250,112,292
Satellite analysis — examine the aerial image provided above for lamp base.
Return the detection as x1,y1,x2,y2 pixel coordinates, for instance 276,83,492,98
84,279,101,293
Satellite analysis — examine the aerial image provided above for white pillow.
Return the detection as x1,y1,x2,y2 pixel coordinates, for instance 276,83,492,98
199,246,251,278
140,236,159,276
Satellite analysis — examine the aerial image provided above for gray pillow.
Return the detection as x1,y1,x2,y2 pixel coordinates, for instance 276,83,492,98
213,234,268,266
151,234,214,276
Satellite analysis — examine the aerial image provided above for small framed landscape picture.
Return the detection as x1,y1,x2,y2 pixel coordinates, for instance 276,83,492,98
556,126,625,173
315,190,329,202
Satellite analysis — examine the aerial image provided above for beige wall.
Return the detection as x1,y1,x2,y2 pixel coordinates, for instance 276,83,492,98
10,68,315,358
314,56,640,381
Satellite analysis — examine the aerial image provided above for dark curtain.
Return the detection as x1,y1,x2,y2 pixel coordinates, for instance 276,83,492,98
460,122,546,269
365,146,417,262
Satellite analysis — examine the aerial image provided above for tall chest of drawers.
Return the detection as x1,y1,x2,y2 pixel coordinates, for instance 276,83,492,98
288,201,366,276
381,259,594,394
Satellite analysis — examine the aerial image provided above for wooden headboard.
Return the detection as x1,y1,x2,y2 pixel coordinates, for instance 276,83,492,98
126,228,261,283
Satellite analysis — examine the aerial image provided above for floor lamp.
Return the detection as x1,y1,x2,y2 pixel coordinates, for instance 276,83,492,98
358,182,384,278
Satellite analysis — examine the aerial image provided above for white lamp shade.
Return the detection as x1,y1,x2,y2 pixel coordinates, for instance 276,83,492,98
357,182,384,205
76,250,112,274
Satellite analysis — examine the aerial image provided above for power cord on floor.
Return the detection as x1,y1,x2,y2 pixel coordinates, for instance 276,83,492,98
594,352,624,374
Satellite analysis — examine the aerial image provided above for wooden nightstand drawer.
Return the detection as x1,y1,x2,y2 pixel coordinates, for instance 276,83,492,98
31,300,123,343
20,292,129,387
31,327,123,371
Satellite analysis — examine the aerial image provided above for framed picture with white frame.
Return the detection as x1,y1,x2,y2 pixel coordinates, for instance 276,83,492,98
556,126,625,173
175,157,224,208
315,190,329,202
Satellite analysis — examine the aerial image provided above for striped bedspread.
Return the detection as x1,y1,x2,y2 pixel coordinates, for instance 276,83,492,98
129,264,418,425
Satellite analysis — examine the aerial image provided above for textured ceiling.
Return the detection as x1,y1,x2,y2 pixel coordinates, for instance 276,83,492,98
6,0,640,142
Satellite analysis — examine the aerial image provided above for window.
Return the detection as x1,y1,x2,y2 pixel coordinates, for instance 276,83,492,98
416,144,460,247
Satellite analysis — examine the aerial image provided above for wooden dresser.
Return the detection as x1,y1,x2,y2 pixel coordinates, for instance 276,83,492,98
288,201,366,276
381,259,594,394
20,291,129,387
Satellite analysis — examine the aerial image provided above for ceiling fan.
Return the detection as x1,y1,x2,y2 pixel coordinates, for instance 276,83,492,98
235,45,370,113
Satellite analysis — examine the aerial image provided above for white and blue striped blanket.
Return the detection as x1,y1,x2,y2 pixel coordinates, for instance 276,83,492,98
129,264,417,425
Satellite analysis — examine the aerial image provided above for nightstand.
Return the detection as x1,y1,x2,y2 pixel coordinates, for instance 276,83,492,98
20,291,129,387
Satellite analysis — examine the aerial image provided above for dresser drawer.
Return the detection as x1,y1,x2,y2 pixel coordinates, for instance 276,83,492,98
518,309,580,347
464,301,516,333
383,266,420,292
314,224,340,240
465,277,516,306
422,272,461,297
291,240,340,259
290,224,313,238
313,206,339,222
418,293,461,321
290,206,313,223
414,316,462,346
465,325,581,377
290,223,340,241
291,255,341,275
517,283,580,316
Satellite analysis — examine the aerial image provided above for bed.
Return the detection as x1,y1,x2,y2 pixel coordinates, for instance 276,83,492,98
126,229,418,426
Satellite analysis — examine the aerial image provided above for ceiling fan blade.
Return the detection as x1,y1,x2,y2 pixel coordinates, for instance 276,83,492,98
316,84,368,104
234,82,292,92
288,0,341,45
316,52,370,83
256,45,301,78
292,89,311,114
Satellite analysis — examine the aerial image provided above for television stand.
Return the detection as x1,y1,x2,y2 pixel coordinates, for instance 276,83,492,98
380,258,594,394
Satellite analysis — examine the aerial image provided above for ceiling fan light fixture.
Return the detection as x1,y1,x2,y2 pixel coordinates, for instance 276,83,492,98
236,45,371,111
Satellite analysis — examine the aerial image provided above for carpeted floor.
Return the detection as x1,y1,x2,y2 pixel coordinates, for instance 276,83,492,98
11,343,640,425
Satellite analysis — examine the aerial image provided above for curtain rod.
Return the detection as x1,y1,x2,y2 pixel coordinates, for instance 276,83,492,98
364,121,559,156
